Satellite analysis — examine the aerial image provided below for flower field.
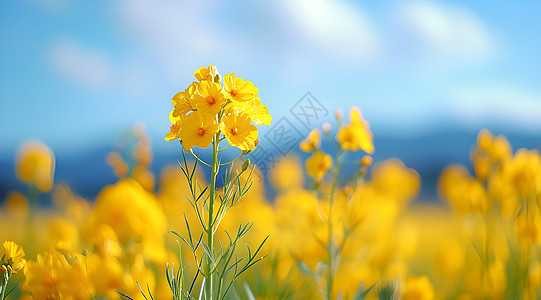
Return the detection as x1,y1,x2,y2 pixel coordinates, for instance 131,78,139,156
1,66,541,300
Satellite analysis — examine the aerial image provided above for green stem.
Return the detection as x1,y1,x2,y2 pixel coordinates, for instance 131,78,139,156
206,133,219,300
0,279,8,300
326,154,341,300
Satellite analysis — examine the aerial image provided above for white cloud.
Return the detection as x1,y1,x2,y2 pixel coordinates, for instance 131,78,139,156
115,0,221,81
48,40,112,89
393,1,497,62
277,0,381,64
450,85,541,130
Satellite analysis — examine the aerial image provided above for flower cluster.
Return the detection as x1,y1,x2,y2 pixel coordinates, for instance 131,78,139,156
166,65,271,151
438,129,541,299
1,241,26,299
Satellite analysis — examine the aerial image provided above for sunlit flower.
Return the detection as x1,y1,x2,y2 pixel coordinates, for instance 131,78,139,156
192,80,226,115
305,151,333,181
194,65,220,82
220,112,258,151
336,107,374,154
16,141,55,192
172,82,196,117
222,72,258,102
87,178,167,263
2,241,25,273
179,111,219,150
299,129,321,152
166,110,184,142
22,251,94,299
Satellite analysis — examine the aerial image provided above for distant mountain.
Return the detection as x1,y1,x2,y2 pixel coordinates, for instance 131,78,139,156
1,129,540,205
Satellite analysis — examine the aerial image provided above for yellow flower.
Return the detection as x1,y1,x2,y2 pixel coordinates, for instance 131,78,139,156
192,80,226,115
16,141,55,192
22,251,94,299
166,110,184,142
2,241,26,273
515,213,539,250
87,178,167,263
194,65,220,82
299,129,321,152
222,72,258,102
220,112,258,151
305,151,333,181
226,97,271,126
4,191,29,218
179,111,219,150
172,82,196,117
336,107,374,154
402,275,435,300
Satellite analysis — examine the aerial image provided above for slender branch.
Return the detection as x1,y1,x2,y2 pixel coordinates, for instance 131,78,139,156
190,151,212,168
219,155,243,167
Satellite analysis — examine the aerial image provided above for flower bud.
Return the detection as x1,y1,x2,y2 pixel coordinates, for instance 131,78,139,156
322,122,332,134
359,155,373,167
241,159,251,172
335,109,343,123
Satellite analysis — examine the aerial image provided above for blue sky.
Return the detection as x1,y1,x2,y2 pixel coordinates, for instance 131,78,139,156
1,0,541,156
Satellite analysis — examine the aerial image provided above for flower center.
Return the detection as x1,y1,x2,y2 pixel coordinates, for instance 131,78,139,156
230,89,238,97
230,127,238,136
198,127,206,136
208,96,216,105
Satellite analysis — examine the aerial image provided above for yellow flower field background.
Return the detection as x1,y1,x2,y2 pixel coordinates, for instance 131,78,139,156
1,65,540,300
2,1,541,299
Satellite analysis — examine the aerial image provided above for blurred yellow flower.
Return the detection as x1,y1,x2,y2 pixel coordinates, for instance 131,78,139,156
4,191,29,218
179,111,219,150
515,213,539,250
402,275,435,300
269,156,304,191
193,80,226,115
87,178,167,263
194,65,220,82
299,129,321,152
336,107,374,153
305,151,333,181
222,72,258,102
220,112,258,151
2,241,25,273
16,141,55,192
22,251,94,299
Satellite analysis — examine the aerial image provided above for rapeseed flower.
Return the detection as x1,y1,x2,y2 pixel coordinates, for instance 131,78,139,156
193,80,226,115
336,107,374,153
16,141,55,192
22,251,94,299
299,129,321,152
222,72,258,102
178,111,219,150
305,151,333,181
2,241,25,274
220,112,258,151
172,82,196,117
194,65,220,82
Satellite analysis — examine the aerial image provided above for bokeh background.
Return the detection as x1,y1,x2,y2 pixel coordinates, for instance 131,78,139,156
1,0,541,201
